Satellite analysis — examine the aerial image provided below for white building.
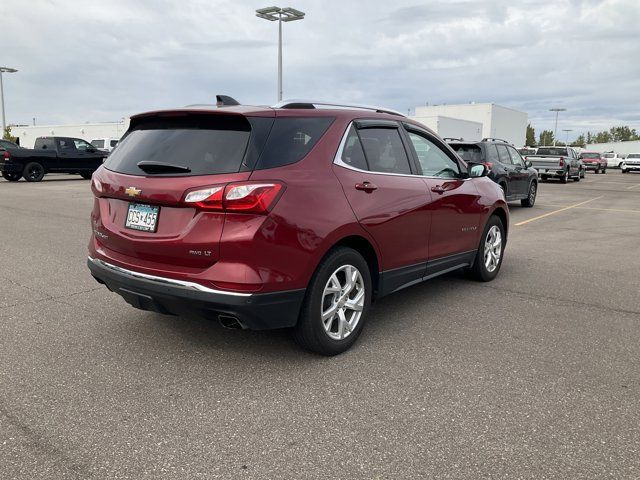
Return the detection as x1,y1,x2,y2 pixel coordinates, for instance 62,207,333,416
411,103,528,147
585,140,640,156
410,115,482,142
13,120,129,148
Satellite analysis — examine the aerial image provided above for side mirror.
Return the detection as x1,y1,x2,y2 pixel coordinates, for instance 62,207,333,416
469,163,488,178
525,160,533,168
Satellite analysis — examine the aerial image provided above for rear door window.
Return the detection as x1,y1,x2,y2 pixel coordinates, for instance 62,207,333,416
255,117,334,170
104,115,252,176
358,128,411,174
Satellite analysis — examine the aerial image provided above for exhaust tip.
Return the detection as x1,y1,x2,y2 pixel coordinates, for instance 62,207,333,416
218,314,244,330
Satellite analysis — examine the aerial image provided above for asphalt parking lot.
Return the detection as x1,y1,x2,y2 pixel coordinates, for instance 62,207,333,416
1,171,639,479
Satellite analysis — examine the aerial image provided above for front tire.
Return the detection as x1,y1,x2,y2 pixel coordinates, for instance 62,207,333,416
23,162,45,182
468,215,505,282
2,171,21,182
293,247,372,356
521,181,537,207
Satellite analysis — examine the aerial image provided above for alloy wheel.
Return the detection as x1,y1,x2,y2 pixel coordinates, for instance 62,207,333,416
529,183,537,205
484,225,502,273
320,264,365,340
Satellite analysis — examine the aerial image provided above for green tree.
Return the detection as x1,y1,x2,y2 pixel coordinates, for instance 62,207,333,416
539,130,554,146
609,125,638,142
3,125,17,142
571,134,586,147
594,131,612,143
525,123,536,146
586,132,593,144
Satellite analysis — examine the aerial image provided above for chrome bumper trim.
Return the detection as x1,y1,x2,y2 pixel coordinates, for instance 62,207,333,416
88,257,252,297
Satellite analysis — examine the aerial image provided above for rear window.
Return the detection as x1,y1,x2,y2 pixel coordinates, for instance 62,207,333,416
254,117,334,170
450,144,483,163
92,140,105,148
536,147,568,156
104,115,252,176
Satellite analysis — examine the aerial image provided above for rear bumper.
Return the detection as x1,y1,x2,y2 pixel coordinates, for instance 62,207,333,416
87,257,305,330
582,164,603,170
535,168,565,177
0,163,23,173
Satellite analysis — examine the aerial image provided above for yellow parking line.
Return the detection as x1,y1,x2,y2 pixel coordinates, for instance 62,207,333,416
515,196,604,226
537,204,640,214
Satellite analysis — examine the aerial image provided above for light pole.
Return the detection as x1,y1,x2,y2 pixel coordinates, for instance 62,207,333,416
562,129,573,146
256,6,305,102
0,67,18,137
550,108,566,146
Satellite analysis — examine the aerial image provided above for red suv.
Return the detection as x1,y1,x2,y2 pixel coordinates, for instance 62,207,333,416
88,100,508,355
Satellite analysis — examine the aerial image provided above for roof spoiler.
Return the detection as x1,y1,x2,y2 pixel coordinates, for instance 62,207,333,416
216,95,240,106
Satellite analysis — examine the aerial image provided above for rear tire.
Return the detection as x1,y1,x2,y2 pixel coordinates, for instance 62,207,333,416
622,169,628,173
602,168,607,174
2,171,21,182
468,215,505,282
80,172,93,180
23,162,45,182
573,173,580,182
560,170,569,183
293,247,372,356
521,181,537,208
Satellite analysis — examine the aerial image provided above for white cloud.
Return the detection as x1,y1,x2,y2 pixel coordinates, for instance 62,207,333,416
2,0,639,140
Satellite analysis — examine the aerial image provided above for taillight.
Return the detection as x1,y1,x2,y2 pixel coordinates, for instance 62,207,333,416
558,156,565,167
2,150,9,161
483,162,493,169
184,182,284,214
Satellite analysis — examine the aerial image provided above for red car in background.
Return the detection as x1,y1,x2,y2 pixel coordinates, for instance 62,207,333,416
88,100,509,355
579,151,607,174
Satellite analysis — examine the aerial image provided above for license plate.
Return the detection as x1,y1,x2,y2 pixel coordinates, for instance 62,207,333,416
125,203,160,232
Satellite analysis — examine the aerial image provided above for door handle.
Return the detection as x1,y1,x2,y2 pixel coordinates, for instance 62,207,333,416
431,185,446,194
355,182,378,192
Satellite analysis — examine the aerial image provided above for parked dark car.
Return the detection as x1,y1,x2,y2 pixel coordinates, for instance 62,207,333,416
88,100,509,355
578,151,607,173
447,138,538,207
0,136,107,182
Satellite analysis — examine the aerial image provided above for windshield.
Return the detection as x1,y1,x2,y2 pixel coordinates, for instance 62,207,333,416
581,153,599,159
603,153,614,158
536,147,569,156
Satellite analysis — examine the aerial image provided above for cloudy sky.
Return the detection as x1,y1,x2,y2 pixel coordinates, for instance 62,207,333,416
3,0,639,141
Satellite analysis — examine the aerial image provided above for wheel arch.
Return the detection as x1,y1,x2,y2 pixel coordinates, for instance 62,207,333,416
491,206,509,241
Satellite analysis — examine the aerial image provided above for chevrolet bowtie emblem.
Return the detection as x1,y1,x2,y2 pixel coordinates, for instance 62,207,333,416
125,186,141,197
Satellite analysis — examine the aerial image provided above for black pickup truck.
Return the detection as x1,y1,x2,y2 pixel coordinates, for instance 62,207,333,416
0,136,108,182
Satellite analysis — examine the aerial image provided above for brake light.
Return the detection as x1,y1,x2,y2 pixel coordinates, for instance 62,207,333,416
483,162,493,169
184,182,284,214
558,156,565,167
2,150,9,161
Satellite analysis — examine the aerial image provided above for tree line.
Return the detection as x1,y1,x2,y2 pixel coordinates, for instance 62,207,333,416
525,124,640,147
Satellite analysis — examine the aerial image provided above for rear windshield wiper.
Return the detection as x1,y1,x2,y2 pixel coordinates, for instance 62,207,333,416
137,161,191,174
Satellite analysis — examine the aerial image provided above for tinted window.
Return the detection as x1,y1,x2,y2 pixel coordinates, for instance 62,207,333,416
340,126,368,170
255,117,334,170
58,138,77,152
508,147,524,166
450,144,483,163
359,128,411,174
408,132,459,178
35,138,55,150
92,140,105,148
496,145,511,164
537,147,569,156
486,144,500,164
105,115,251,176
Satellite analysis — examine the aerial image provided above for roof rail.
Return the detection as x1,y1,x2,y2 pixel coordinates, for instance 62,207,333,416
442,137,464,142
273,99,406,117
482,137,510,144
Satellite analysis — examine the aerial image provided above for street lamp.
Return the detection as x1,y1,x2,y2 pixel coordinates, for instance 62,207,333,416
562,129,573,146
0,67,18,137
256,6,305,102
549,108,566,146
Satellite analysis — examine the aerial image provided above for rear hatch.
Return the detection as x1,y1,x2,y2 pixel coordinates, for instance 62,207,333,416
92,110,274,269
